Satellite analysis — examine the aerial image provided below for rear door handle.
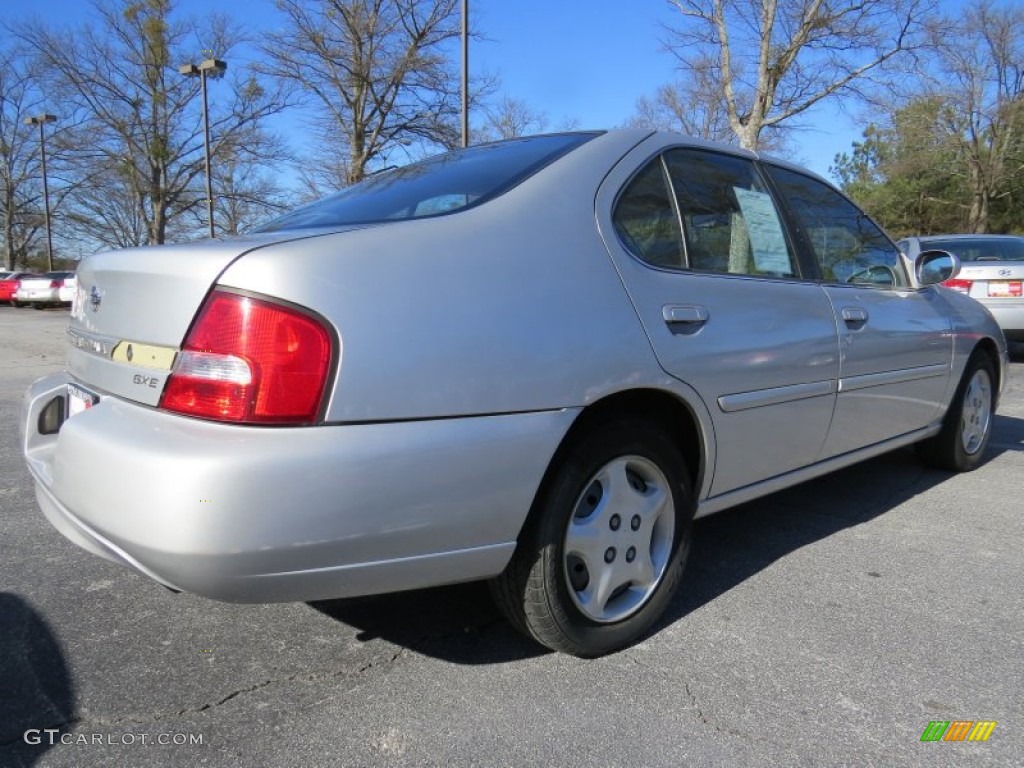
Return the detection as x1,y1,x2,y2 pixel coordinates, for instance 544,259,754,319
841,306,868,325
663,304,709,326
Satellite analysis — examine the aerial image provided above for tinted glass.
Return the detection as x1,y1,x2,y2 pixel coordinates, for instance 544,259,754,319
665,150,797,278
767,166,905,287
613,158,685,268
256,133,600,232
922,238,1024,262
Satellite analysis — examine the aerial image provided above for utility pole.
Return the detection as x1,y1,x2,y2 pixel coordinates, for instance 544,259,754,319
179,59,228,238
24,114,58,271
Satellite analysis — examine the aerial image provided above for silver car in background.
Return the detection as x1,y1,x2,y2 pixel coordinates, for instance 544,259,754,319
22,130,1008,656
899,234,1024,342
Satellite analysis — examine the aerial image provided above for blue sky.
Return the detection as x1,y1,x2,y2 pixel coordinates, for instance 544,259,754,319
1,0,865,179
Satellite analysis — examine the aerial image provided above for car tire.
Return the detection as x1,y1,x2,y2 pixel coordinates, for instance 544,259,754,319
11,300,22,308
491,418,693,657
33,303,45,310
918,351,996,472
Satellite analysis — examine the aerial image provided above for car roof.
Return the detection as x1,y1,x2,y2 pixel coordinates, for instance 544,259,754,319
914,234,1024,242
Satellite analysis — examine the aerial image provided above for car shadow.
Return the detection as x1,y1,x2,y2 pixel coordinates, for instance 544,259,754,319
310,581,548,663
0,593,76,767
311,413,1024,663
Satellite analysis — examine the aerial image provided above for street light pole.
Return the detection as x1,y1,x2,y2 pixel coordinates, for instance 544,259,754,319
24,114,58,272
179,59,227,239
461,0,469,148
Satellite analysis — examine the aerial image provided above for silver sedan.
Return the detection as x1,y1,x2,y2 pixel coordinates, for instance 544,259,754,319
899,234,1024,343
21,130,1007,657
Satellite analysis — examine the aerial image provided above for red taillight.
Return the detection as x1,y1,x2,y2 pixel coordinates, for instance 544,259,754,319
942,278,973,294
159,290,333,425
49,279,61,289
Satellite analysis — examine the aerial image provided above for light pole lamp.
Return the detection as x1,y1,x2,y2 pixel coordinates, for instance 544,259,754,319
179,58,227,239
24,113,58,271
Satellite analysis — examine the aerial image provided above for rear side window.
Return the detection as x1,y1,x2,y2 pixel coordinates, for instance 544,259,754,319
665,150,797,278
613,150,798,278
612,158,685,268
766,165,906,288
256,133,600,231
922,238,1024,262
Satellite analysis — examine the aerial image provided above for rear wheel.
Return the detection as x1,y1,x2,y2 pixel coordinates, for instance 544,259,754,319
919,351,995,472
491,418,693,657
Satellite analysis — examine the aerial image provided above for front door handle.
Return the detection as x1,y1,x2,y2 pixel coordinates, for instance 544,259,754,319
841,306,868,325
663,304,709,326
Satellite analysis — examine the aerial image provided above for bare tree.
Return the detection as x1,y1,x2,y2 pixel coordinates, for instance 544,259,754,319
61,160,150,250
477,95,548,141
260,0,466,186
0,46,46,269
663,0,936,150
17,0,290,246
630,81,733,143
922,0,1024,232
210,145,295,236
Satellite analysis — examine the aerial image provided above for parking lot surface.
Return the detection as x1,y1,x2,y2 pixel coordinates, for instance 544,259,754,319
1,306,1022,767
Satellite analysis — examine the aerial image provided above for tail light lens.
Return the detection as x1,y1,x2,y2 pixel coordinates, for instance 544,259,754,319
159,290,333,425
49,279,61,289
942,278,973,294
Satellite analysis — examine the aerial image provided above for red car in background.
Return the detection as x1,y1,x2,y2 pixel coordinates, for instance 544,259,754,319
0,272,39,306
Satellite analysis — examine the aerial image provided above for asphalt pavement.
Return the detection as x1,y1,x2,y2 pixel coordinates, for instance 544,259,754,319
1,306,1022,767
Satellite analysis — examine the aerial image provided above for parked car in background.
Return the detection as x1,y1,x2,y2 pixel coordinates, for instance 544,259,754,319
0,272,38,306
22,130,1008,657
58,273,78,304
14,271,76,309
899,235,1024,342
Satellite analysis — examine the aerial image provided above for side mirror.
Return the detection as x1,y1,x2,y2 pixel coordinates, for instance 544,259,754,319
915,249,961,286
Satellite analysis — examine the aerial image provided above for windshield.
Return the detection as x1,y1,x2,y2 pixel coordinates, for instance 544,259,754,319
923,237,1024,262
256,133,601,233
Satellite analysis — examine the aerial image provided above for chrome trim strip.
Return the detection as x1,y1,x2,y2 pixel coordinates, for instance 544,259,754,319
67,327,120,359
838,363,949,393
717,379,836,413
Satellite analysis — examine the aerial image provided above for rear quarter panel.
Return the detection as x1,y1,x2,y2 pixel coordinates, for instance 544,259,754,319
219,131,670,422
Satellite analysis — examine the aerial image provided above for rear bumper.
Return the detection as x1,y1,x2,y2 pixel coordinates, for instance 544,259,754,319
980,299,1024,341
15,289,60,303
23,372,576,602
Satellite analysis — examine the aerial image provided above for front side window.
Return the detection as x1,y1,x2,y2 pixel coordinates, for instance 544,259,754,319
256,132,600,232
664,150,798,278
766,166,906,288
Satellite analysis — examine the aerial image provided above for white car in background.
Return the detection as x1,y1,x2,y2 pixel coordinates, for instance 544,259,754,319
58,274,78,304
14,271,76,309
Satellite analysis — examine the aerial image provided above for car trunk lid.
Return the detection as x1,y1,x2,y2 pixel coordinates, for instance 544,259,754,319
64,231,339,407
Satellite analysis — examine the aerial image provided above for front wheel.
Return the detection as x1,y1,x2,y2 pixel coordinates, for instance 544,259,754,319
491,418,693,657
918,351,996,472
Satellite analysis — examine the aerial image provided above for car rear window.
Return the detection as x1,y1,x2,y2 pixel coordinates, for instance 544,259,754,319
923,238,1024,262
256,133,601,232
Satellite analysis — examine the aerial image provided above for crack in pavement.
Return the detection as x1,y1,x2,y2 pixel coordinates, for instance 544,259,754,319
683,681,750,741
0,647,411,747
